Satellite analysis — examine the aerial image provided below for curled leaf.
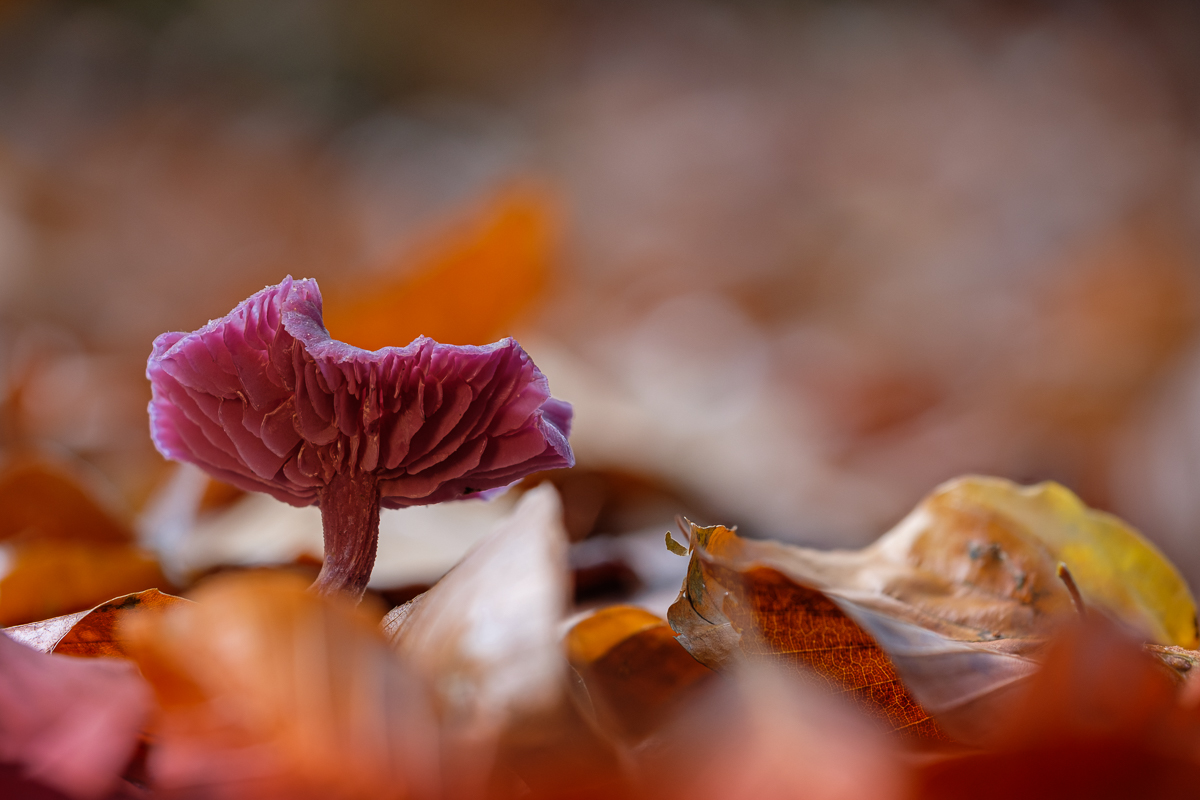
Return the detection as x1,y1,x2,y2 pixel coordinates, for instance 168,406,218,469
669,476,1198,743
5,588,187,657
383,483,570,795
668,524,948,740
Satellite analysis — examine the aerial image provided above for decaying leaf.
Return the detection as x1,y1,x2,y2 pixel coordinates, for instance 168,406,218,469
122,571,437,800
0,629,151,799
565,604,713,745
668,525,949,740
669,476,1194,742
5,588,187,656
325,189,556,350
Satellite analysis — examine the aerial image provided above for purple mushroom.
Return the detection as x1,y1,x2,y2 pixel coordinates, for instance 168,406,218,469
146,276,573,597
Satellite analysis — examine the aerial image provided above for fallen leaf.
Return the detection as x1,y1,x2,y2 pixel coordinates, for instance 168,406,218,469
565,604,713,745
0,541,168,626
383,482,571,796
0,456,131,543
325,188,556,350
385,482,570,728
668,523,949,741
668,475,1196,743
874,476,1198,648
5,588,187,656
122,571,437,800
0,629,151,799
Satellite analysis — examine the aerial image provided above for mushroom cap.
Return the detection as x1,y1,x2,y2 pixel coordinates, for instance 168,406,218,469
147,276,573,508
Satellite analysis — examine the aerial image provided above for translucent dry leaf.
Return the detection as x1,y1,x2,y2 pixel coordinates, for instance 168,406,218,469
5,588,187,656
383,483,570,794
384,483,569,728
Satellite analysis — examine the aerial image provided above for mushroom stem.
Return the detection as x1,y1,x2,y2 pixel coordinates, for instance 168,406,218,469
313,468,381,599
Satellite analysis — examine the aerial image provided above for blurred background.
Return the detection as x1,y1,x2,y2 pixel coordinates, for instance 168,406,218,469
2,0,1200,621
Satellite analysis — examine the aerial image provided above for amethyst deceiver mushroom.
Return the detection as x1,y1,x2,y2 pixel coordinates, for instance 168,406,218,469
146,276,573,597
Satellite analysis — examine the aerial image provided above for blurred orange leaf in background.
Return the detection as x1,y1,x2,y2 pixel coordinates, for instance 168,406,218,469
0,456,168,625
325,187,556,350
0,457,131,544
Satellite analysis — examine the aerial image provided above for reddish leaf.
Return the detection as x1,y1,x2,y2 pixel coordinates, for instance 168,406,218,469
669,523,948,741
0,630,150,799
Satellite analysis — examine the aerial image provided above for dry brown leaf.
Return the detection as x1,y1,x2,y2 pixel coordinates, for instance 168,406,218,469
668,526,949,741
122,571,437,800
0,629,151,799
5,588,187,656
0,541,167,626
669,476,1196,743
565,605,713,745
324,188,556,350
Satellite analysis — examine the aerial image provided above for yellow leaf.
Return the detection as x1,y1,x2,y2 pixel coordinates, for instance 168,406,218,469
888,474,1195,652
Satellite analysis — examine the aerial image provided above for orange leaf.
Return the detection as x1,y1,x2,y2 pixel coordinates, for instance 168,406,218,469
565,605,713,745
0,541,167,626
324,188,556,350
641,665,907,800
0,456,131,544
122,571,437,800
5,588,188,657
669,523,947,741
